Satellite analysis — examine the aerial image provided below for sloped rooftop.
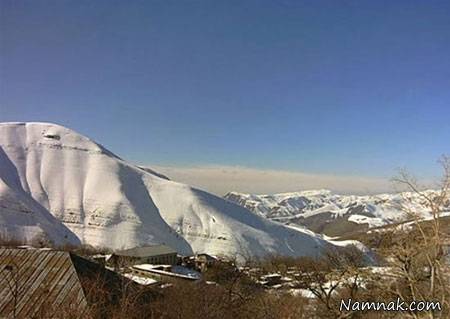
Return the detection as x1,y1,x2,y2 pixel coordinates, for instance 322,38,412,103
0,248,88,318
115,244,177,258
0,248,132,318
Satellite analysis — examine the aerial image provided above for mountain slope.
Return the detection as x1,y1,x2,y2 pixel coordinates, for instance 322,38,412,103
224,190,447,237
0,122,336,258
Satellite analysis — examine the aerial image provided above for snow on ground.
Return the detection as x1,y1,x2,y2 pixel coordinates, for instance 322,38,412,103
395,211,450,230
290,289,316,299
133,264,200,280
172,265,201,279
347,214,385,228
122,273,158,286
0,122,344,259
225,189,447,229
134,264,201,279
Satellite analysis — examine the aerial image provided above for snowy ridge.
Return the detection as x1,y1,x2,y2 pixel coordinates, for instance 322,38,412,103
224,189,447,230
0,122,339,258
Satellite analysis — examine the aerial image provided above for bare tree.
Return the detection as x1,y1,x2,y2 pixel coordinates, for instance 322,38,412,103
1,261,21,319
383,156,450,318
294,246,369,319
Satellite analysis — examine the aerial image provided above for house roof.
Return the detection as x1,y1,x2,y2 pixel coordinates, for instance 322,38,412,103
196,253,217,261
0,248,133,318
114,245,177,258
132,264,199,281
0,248,89,318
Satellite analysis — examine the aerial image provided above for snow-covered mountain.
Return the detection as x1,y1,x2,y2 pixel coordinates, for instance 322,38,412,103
0,122,341,258
224,190,448,236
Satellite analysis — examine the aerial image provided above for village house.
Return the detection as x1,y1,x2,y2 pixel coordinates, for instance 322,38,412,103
259,273,283,287
0,247,133,318
109,244,178,267
194,253,217,272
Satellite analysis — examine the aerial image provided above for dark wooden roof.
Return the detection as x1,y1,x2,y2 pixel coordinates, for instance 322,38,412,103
0,248,135,318
0,248,88,318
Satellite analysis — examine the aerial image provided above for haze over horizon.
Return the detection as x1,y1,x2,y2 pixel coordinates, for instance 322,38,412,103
1,1,449,194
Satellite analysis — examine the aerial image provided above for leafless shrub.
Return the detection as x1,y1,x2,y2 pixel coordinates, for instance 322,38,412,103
378,156,450,318
0,260,22,319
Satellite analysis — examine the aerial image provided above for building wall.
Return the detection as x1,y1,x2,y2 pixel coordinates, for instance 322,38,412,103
110,252,177,267
138,253,177,265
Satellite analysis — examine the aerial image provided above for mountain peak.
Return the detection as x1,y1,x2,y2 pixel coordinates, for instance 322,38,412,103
0,121,340,258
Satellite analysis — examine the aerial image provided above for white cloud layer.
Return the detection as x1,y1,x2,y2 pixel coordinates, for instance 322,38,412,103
147,164,395,196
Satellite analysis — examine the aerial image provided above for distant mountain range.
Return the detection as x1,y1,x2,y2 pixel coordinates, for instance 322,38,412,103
0,122,349,258
224,190,449,237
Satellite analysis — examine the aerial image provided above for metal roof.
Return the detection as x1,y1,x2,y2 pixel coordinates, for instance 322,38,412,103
115,244,177,258
0,248,88,318
0,248,133,318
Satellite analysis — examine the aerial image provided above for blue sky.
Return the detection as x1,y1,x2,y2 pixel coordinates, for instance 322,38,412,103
1,0,449,192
